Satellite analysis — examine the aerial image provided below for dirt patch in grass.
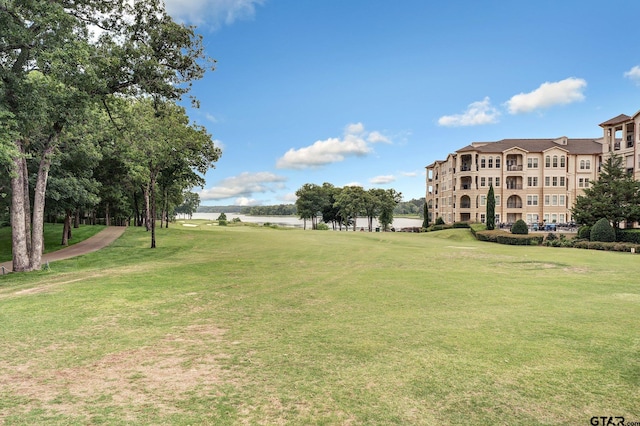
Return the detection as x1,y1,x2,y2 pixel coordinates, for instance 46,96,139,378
0,323,235,421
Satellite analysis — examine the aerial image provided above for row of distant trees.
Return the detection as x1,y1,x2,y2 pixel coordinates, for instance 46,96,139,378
0,1,219,272
484,154,640,234
294,183,403,231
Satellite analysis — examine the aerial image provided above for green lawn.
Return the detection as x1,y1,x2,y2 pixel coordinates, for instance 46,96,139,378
1,222,638,425
0,224,106,262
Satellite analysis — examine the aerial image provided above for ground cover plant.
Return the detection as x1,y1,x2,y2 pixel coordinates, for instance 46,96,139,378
1,223,639,424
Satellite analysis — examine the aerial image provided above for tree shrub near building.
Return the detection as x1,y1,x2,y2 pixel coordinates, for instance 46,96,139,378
435,217,445,226
577,225,591,240
590,218,616,242
486,185,495,230
511,219,528,235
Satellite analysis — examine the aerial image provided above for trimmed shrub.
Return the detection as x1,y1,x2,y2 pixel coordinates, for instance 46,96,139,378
435,217,445,226
218,219,227,226
510,219,529,235
590,218,615,242
497,234,543,245
617,229,640,244
316,223,329,230
452,222,470,228
577,225,591,240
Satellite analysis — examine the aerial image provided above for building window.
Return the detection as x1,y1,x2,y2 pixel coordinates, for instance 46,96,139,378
488,177,493,187
545,195,550,206
495,157,501,168
528,157,538,168
495,177,500,187
480,177,486,187
527,195,538,206
495,214,500,224
495,195,500,206
551,214,557,223
545,176,550,186
544,214,550,223
585,160,591,170
481,157,486,168
552,155,558,167
560,176,565,187
480,195,486,206
552,176,558,186
488,157,493,168
580,160,585,170
480,214,486,223
560,156,566,168
559,195,565,206
552,195,558,206
545,156,551,168
560,214,565,223
528,176,538,187
578,178,584,187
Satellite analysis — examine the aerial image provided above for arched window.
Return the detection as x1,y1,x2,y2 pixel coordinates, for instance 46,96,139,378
488,157,493,168
585,160,591,170
545,155,551,167
580,160,585,170
552,155,558,167
480,157,486,168
495,156,501,168
560,156,566,168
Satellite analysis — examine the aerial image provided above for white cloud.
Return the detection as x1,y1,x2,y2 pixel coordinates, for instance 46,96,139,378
400,171,418,177
199,171,287,200
234,197,260,206
164,0,265,27
505,77,587,114
438,97,500,127
205,113,219,123
343,182,363,188
369,175,396,185
624,66,640,85
279,192,298,203
276,123,391,169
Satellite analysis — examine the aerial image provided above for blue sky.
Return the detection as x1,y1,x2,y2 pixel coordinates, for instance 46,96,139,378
164,0,640,206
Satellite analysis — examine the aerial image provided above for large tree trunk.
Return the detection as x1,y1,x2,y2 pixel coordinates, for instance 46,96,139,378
62,210,72,246
150,173,156,248
105,202,111,226
29,141,56,271
10,142,30,272
21,156,32,255
143,185,151,231
74,209,80,228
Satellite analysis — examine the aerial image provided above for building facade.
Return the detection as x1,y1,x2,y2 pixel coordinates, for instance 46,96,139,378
425,110,640,226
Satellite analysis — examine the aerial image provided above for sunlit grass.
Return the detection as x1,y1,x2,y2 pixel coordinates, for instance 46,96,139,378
1,223,639,424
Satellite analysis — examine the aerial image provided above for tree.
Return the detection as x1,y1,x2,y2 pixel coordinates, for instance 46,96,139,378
572,154,640,229
295,183,327,230
376,189,402,231
334,186,366,231
590,217,615,242
175,192,200,219
2,0,212,271
124,99,220,248
486,184,495,230
422,201,430,229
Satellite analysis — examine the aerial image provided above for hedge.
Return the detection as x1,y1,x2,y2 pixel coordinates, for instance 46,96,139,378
617,229,640,244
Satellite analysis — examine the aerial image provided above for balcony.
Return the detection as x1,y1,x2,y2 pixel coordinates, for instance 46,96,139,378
507,202,523,209
506,165,523,171
460,165,472,172
506,184,523,190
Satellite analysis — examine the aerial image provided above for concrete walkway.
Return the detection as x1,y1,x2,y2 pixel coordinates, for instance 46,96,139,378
0,226,126,274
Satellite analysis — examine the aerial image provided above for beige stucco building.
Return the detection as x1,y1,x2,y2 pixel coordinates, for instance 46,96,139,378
425,110,640,226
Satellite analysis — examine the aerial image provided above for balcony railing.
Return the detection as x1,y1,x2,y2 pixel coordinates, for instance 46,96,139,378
460,165,471,172
507,165,523,171
507,202,523,209
506,184,523,190
459,203,471,209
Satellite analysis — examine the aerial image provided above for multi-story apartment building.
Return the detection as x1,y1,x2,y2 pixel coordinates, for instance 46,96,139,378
425,110,640,226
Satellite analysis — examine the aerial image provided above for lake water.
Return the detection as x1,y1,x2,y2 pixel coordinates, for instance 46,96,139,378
190,213,423,230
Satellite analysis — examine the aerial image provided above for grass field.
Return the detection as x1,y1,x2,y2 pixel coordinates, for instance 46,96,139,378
1,222,639,425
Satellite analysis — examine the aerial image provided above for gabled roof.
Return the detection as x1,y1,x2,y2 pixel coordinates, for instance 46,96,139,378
455,138,603,155
599,114,631,127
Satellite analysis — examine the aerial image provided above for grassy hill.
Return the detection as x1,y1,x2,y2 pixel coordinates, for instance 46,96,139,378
1,222,638,424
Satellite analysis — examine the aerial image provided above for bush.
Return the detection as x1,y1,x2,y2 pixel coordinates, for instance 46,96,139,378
218,219,227,226
452,222,470,228
435,217,445,226
232,217,242,223
510,219,528,235
316,223,329,230
617,229,640,244
590,218,615,242
497,234,543,245
577,225,591,240
546,233,557,241
217,212,227,221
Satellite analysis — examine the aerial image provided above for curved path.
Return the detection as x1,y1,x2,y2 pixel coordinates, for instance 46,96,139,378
0,226,126,274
